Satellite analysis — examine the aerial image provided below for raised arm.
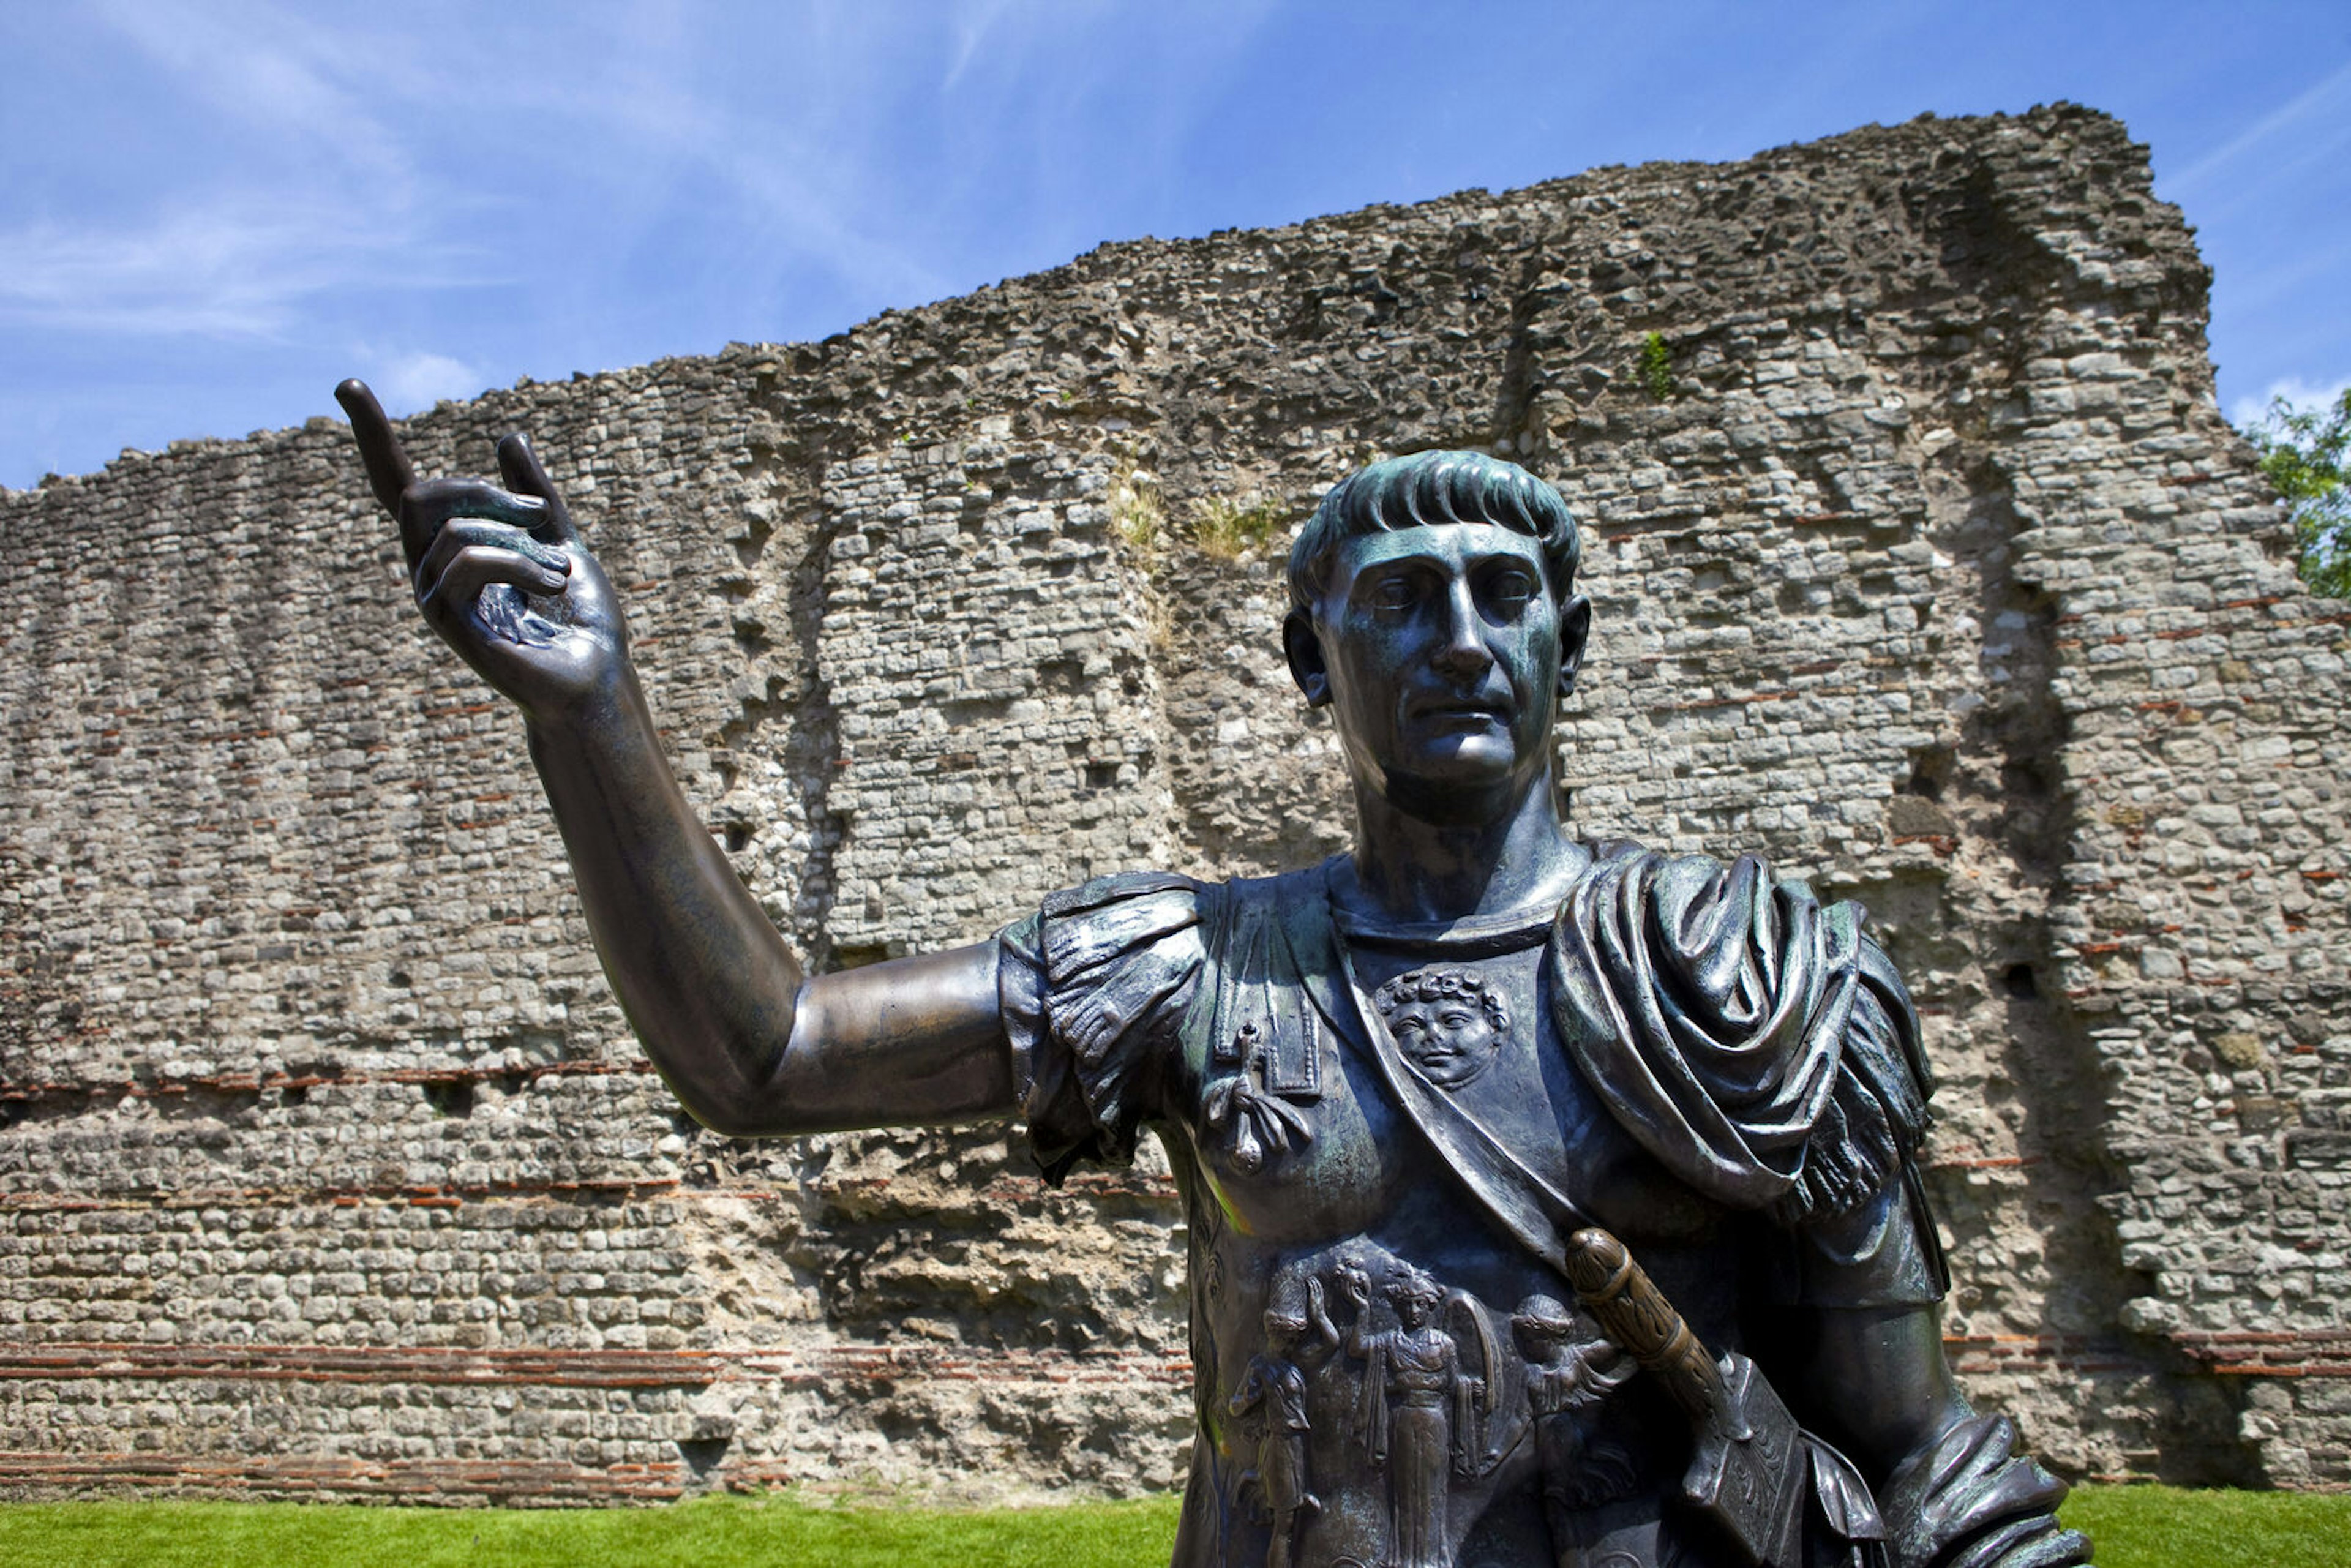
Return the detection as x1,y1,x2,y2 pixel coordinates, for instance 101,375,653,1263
337,380,1012,1138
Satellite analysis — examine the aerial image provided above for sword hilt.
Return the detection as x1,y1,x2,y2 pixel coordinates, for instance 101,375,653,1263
1565,1226,1728,1428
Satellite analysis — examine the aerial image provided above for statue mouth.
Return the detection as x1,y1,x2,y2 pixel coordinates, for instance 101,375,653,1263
1410,694,1514,727
1408,1043,1493,1087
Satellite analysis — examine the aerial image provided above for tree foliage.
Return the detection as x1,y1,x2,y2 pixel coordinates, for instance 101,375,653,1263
2241,388,2351,597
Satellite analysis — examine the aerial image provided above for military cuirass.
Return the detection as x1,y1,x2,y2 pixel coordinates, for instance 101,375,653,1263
1000,846,1945,1568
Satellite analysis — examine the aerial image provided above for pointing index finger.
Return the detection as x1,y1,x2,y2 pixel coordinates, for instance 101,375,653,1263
334,379,416,522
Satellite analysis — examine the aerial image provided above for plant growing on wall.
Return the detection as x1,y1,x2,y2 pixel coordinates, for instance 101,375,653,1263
1638,332,1674,402
2241,388,2350,597
1193,493,1288,560
1112,456,1165,553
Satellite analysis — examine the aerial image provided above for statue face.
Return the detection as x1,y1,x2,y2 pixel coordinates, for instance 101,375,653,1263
1287,523,1584,819
1384,992,1502,1088
1512,1312,1573,1360
1394,1289,1437,1330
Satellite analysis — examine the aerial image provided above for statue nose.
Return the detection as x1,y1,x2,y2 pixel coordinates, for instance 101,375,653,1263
1431,583,1492,678
1431,641,1491,680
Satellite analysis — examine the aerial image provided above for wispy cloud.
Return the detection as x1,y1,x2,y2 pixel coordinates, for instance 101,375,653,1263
0,195,491,339
2230,375,2350,431
2220,228,2351,315
552,14,961,310
377,351,484,413
2164,56,2351,199
92,0,423,193
941,0,1020,92
0,1,498,341
591,80,954,309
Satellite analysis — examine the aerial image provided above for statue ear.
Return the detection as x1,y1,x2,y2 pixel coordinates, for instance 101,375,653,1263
1555,595,1592,701
1284,612,1332,707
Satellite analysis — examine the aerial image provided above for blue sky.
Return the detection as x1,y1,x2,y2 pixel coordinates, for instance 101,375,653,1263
4,1,2346,491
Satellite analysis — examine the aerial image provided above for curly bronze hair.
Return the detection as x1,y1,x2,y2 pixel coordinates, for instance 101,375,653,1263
1371,967,1511,1034
1384,1264,1445,1312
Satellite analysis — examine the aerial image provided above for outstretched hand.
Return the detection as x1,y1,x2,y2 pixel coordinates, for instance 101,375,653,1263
337,378,628,724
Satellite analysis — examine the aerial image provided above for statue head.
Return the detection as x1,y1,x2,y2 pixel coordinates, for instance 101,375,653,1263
1384,1264,1446,1329
1262,1267,1321,1352
1374,966,1510,1089
1283,452,1591,822
1263,1308,1310,1352
1285,451,1583,623
1510,1293,1580,1359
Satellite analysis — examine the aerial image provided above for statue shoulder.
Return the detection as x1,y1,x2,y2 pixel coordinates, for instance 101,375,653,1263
1001,870,1210,1183
1553,838,1935,1222
1563,839,1913,996
1038,870,1209,983
1569,836,1842,918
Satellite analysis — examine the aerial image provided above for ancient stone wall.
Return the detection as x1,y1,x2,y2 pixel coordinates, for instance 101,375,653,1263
2,105,2344,1502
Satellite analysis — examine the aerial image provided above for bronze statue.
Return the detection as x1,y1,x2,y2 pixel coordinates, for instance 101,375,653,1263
337,377,2090,1568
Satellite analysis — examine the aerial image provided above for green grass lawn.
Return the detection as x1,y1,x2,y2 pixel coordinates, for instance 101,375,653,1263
0,1492,1181,1567
2059,1485,2349,1568
0,1485,2340,1566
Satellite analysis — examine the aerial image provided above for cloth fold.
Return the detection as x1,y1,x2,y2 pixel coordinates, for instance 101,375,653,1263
1000,870,1205,1182
1548,843,1933,1223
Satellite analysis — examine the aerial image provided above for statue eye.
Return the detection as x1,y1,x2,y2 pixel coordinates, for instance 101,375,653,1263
1484,569,1537,614
1439,1009,1475,1030
1370,574,1420,613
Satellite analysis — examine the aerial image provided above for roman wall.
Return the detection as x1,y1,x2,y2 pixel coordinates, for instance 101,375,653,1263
2,104,2344,1503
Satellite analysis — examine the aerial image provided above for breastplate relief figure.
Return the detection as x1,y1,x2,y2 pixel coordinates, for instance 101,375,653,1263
1335,1262,1493,1568
336,377,2089,1568
1229,1275,1340,1568
1510,1294,1638,1567
1373,970,1509,1091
